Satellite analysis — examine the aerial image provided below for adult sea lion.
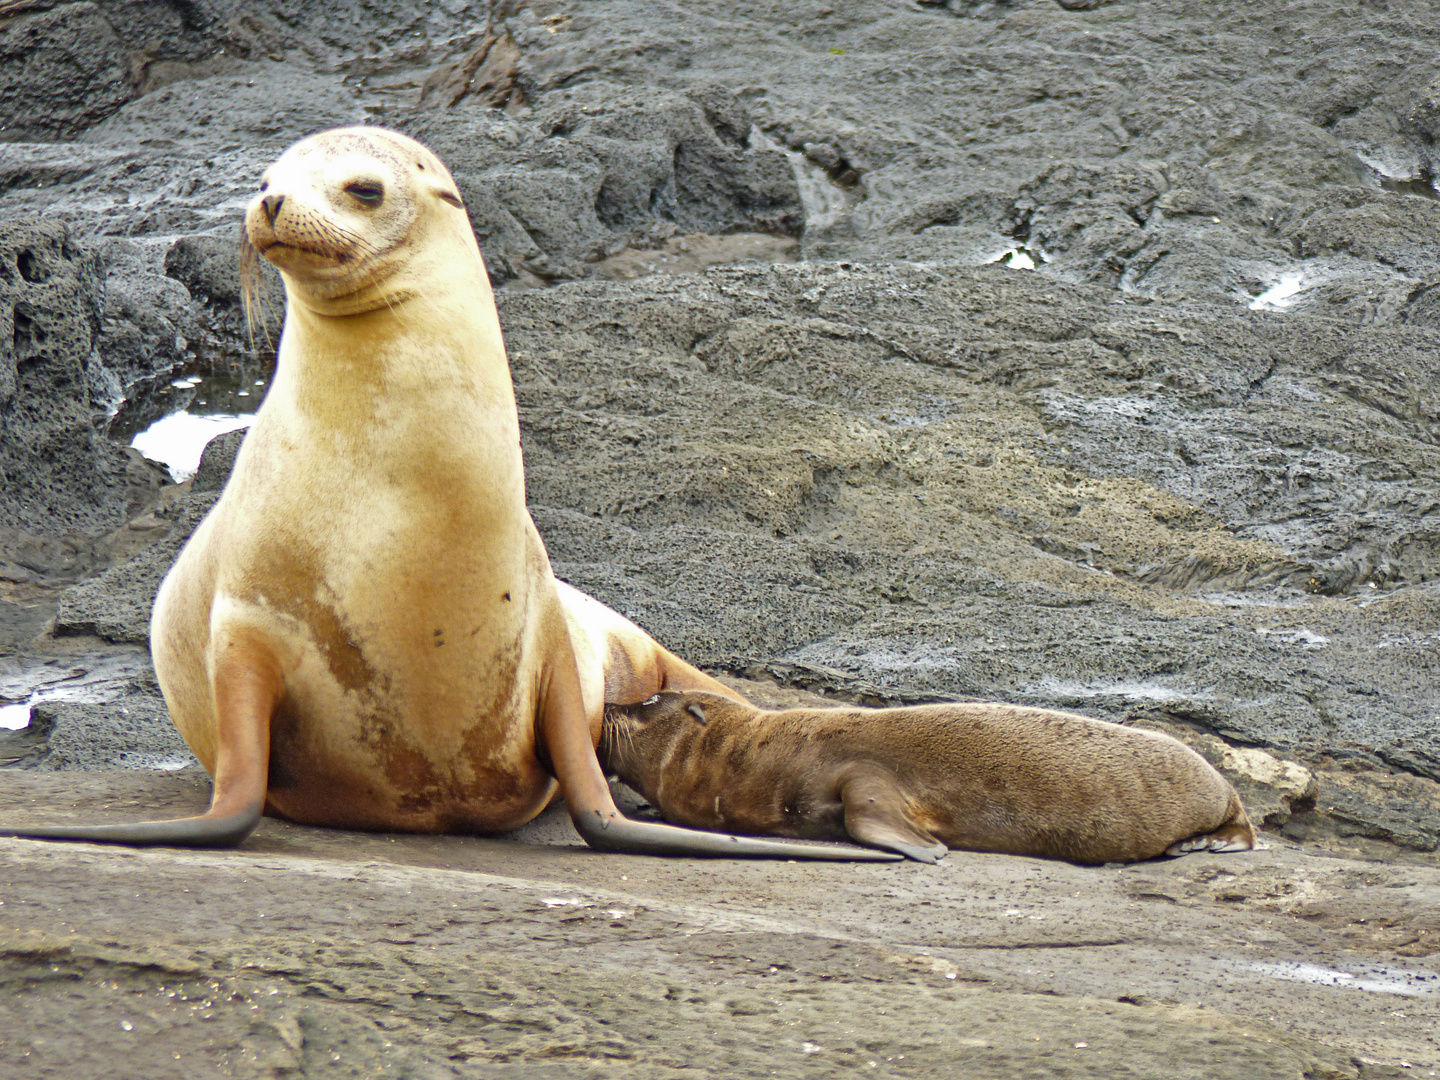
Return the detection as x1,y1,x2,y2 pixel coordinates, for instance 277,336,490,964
602,690,1256,863
0,126,892,861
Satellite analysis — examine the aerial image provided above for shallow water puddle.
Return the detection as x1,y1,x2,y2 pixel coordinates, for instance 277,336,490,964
0,650,160,732
750,127,857,239
120,370,267,482
987,246,1045,270
1238,959,1439,997
0,700,31,731
1254,626,1330,649
1359,152,1439,200
131,411,254,482
1025,675,1208,704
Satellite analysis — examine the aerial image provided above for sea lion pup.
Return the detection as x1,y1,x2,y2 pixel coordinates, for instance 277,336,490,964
0,126,892,862
602,691,1256,864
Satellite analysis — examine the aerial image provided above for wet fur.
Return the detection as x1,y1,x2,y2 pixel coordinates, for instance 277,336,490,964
603,692,1255,864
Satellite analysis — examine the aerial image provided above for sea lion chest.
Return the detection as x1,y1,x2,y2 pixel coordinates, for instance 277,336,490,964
201,329,550,831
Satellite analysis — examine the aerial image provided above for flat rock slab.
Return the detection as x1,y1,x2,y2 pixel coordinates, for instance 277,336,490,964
1,772,1435,1078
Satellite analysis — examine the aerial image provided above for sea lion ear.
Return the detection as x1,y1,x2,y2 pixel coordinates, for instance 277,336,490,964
415,168,464,208
685,703,708,725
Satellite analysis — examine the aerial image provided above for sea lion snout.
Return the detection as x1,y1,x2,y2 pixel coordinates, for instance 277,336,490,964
606,690,724,729
600,690,728,781
245,145,412,278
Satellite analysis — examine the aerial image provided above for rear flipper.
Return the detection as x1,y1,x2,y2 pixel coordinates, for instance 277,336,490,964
0,632,279,849
840,770,948,864
1164,802,1256,857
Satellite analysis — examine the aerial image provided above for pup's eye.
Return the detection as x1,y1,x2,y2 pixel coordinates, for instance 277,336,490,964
345,181,384,206
641,694,661,706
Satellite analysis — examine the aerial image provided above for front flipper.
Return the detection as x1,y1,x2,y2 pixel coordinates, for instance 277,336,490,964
571,807,901,860
541,646,899,861
0,633,280,849
841,770,948,863
0,807,261,848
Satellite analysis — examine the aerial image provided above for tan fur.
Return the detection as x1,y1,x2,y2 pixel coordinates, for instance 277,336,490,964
124,128,887,861
554,581,746,722
602,691,1256,864
151,126,570,832
0,128,905,860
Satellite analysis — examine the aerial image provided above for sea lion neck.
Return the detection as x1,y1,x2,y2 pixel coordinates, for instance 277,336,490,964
268,280,518,436
282,279,422,319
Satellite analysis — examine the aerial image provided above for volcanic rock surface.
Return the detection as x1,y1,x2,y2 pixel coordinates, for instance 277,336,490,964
2,0,1439,1075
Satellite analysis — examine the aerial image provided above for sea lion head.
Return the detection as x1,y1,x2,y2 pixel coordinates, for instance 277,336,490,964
242,126,472,317
600,690,735,778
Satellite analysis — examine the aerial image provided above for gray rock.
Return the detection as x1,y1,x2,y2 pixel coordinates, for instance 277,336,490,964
413,81,802,282
190,428,248,493
162,233,253,310
49,429,244,644
0,219,127,536
94,240,196,389
54,490,217,644
2,694,197,772
0,2,133,141
1285,762,1440,853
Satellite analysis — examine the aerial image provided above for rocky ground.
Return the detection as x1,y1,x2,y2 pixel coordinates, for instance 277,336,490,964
2,0,1439,1075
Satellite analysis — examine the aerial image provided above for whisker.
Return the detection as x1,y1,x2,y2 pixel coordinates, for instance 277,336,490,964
238,230,278,358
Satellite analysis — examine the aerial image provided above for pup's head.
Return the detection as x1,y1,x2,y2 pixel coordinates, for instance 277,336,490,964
600,690,737,779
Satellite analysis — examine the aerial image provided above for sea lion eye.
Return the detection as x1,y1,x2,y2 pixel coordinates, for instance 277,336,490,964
345,181,384,206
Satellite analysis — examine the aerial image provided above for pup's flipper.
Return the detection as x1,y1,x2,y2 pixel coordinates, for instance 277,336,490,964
841,770,948,863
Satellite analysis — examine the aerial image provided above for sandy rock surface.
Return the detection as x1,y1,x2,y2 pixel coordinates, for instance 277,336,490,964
2,0,1439,1074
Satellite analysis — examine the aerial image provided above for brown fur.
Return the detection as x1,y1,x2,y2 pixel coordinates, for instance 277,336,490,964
602,691,1255,864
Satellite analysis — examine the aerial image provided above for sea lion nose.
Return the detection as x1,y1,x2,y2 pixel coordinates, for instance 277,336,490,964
261,193,285,225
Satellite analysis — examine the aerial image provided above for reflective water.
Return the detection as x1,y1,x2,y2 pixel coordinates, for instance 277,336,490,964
749,127,856,239
131,410,254,482
987,246,1044,270
119,369,267,482
1025,675,1208,704
0,700,31,730
1239,959,1438,998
